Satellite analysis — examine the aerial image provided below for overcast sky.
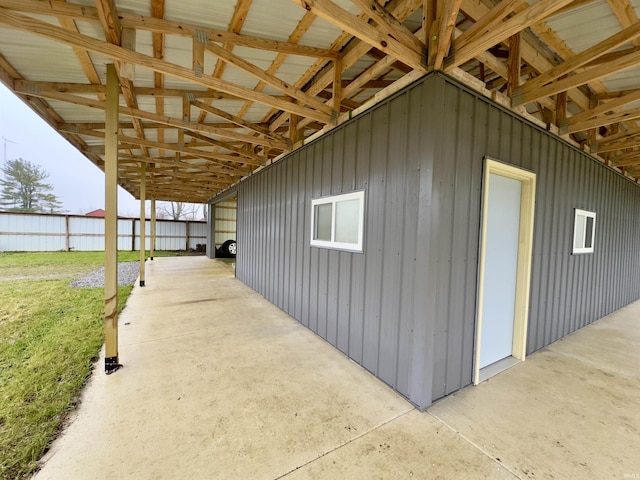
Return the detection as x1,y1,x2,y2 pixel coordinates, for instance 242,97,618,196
0,82,147,217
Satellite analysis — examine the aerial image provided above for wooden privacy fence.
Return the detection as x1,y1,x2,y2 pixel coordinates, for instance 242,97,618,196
0,212,207,252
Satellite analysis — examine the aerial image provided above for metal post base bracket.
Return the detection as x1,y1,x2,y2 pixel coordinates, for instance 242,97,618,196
140,280,145,287
150,257,154,261
105,356,122,375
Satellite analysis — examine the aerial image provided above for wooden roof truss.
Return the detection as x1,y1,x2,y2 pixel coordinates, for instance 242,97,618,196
1,0,640,202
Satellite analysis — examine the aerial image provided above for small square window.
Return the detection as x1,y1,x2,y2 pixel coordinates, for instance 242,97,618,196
573,208,596,254
311,191,364,252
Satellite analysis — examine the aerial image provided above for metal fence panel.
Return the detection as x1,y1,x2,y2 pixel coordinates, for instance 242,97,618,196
0,212,206,252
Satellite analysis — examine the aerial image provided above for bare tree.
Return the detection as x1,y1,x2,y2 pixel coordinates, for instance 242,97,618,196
157,201,203,221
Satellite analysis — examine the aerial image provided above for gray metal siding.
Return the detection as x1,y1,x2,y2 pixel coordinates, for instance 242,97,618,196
236,83,433,407
235,73,640,408
429,77,640,400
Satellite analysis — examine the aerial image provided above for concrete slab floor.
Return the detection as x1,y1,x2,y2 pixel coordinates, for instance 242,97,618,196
429,302,640,480
33,257,639,479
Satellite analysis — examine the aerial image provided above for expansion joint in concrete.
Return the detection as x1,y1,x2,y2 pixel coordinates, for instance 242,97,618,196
273,408,415,480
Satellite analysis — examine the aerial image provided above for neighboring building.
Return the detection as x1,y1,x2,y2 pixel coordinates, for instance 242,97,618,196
85,209,106,217
211,73,640,409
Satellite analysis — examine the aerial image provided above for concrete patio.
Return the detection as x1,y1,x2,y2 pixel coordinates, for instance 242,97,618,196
34,256,640,479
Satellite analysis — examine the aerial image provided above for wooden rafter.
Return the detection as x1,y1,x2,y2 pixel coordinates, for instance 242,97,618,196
561,89,640,134
240,10,319,141
94,0,151,159
14,89,287,150
289,0,426,72
190,100,288,144
0,8,332,125
459,0,591,111
0,0,336,58
3,0,640,201
447,0,575,70
204,41,333,116
351,0,424,55
283,0,422,132
513,21,640,106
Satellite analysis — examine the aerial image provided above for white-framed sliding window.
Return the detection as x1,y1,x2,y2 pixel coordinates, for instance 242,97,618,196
311,190,365,252
572,208,596,254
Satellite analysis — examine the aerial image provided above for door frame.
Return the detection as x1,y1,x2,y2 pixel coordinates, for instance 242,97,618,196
474,158,536,385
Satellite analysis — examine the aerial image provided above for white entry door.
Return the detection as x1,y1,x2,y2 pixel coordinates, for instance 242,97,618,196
479,173,521,367
475,159,536,384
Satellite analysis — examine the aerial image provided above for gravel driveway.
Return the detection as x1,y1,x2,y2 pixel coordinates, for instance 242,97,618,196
70,262,140,288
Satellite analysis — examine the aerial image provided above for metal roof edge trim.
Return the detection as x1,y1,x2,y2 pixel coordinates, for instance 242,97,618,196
439,70,640,189
209,69,432,200
208,184,238,204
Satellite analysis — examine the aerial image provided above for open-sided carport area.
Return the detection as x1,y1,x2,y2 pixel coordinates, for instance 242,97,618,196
33,256,640,479
4,0,640,476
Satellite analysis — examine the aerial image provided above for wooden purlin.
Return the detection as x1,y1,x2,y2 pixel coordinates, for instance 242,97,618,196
0,8,332,124
204,41,334,116
447,0,575,70
0,0,335,58
190,100,288,143
194,0,253,127
513,21,640,106
234,11,319,145
351,0,425,56
457,0,591,111
3,0,640,197
95,0,151,161
273,0,423,133
290,0,426,72
14,88,287,150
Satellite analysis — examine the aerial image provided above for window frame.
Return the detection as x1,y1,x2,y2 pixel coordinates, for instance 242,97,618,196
310,190,365,252
572,208,596,254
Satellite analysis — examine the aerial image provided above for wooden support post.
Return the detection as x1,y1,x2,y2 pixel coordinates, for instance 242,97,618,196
131,218,136,251
150,197,156,260
139,162,146,287
507,33,521,101
193,36,205,77
423,0,437,46
333,56,342,124
289,114,298,147
65,215,70,252
120,27,136,81
427,19,440,70
104,63,120,374
555,90,567,128
587,95,598,145
289,114,304,147
541,106,554,131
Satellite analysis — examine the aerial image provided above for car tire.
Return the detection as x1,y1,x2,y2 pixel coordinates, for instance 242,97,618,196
221,239,237,256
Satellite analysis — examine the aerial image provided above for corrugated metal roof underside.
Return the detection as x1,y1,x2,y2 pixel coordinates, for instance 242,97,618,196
2,0,640,201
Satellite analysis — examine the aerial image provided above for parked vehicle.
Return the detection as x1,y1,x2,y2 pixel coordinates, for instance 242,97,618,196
216,239,236,257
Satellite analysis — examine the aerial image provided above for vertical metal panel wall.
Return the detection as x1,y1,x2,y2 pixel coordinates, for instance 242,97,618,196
236,81,438,408
68,216,105,251
234,73,640,408
213,199,237,249
427,76,640,400
0,213,67,251
0,212,206,252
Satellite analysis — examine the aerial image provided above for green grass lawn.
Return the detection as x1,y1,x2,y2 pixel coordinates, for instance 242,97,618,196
0,251,182,479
